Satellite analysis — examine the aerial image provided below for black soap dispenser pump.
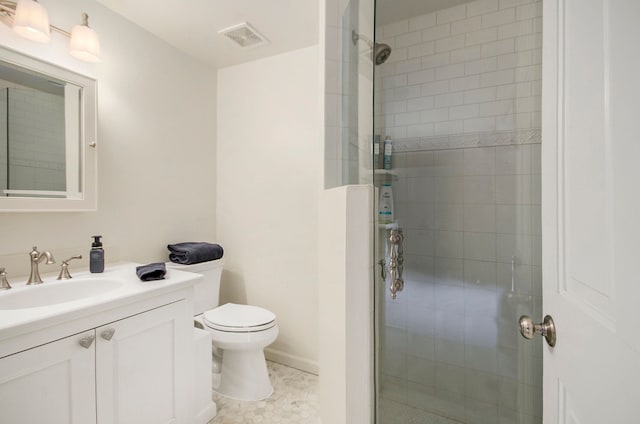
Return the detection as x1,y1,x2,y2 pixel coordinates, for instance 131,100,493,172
90,235,104,273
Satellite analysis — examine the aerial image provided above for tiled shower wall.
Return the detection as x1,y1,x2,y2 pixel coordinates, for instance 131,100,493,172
376,0,543,423
375,0,542,148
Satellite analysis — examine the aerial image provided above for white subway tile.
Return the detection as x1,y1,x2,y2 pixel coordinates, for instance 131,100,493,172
481,39,515,57
452,16,482,35
435,121,465,136
435,93,465,108
407,96,435,111
481,69,514,87
465,87,497,104
464,147,496,175
516,33,542,50
515,112,533,129
464,205,496,233
497,51,533,69
435,230,464,258
384,100,408,114
450,104,480,120
515,64,541,82
465,27,498,46
499,0,533,9
496,84,516,99
515,96,541,112
495,114,517,131
532,111,541,127
383,74,408,89
397,31,423,48
390,86,422,101
395,58,422,74
532,48,542,64
433,151,465,176
422,80,451,96
388,47,408,63
482,8,516,28
396,111,422,126
408,42,437,59
376,62,397,77
422,108,450,123
450,46,483,64
410,13,437,32
407,123,435,137
479,100,514,117
408,68,436,85
464,232,497,261
436,63,466,80
384,20,409,38
450,75,481,92
516,3,542,21
436,35,466,53
533,16,543,33
498,19,533,39
437,4,467,25
464,117,496,133
465,57,498,75
422,52,451,69
495,145,533,175
467,0,500,17
423,24,451,42
516,81,533,97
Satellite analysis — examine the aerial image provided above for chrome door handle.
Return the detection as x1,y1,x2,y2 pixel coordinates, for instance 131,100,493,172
79,334,95,349
519,315,556,347
101,328,115,341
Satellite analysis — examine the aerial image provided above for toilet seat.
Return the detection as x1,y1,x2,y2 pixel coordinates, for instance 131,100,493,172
203,303,276,333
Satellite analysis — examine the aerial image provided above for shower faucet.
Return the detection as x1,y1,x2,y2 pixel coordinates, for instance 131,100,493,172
387,229,404,299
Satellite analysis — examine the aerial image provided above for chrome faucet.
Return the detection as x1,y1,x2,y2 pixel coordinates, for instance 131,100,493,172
27,246,55,285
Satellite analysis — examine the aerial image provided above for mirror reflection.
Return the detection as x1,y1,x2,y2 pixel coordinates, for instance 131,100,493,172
0,61,81,199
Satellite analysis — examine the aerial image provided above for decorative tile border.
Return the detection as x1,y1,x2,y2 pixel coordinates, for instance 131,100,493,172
393,128,541,152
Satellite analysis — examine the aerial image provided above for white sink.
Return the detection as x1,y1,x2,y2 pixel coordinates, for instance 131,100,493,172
0,278,124,310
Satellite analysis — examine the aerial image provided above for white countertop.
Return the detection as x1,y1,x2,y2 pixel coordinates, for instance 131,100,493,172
0,262,201,342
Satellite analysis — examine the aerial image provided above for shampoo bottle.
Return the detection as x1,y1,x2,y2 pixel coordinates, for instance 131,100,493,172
373,135,381,169
379,184,394,224
90,235,104,273
383,136,393,170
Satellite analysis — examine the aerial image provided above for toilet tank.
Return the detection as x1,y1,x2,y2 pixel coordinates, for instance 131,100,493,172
166,259,225,315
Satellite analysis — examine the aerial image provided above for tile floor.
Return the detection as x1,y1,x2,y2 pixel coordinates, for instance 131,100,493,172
208,361,320,424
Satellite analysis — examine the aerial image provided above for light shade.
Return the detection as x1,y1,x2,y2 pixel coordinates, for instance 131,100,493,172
12,0,51,43
69,14,100,63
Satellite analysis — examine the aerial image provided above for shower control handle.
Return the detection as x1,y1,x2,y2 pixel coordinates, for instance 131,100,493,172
388,229,404,299
519,315,556,347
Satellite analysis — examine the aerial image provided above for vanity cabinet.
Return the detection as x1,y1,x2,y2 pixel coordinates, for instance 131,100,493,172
0,299,191,424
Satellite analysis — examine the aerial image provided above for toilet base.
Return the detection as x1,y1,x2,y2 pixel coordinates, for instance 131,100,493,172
216,349,273,401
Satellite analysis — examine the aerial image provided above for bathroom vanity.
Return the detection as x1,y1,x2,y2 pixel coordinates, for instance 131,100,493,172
0,264,200,424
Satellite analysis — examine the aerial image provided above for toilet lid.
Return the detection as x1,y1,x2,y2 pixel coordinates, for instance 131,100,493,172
203,303,276,332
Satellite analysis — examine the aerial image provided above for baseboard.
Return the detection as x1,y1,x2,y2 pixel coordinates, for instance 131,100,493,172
265,347,319,375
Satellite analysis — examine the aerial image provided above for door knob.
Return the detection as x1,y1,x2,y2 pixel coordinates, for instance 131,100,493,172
519,315,556,347
79,334,95,349
101,328,115,341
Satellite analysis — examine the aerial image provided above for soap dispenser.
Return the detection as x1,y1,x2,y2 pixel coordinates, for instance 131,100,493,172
90,235,104,273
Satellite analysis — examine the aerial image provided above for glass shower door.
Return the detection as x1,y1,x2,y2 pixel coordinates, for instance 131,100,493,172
373,1,544,423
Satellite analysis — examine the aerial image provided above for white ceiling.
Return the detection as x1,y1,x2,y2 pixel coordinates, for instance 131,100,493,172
97,0,472,69
97,0,320,69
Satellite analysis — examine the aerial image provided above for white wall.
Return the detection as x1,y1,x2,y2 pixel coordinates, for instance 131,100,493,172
0,0,217,276
217,46,321,373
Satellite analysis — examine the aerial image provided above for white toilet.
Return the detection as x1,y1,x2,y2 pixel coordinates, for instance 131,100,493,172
167,259,278,401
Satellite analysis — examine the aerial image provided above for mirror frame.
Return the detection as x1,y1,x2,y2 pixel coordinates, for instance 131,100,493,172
0,45,97,212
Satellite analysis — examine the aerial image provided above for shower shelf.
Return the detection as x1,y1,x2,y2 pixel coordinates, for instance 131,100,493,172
378,221,398,230
374,169,398,179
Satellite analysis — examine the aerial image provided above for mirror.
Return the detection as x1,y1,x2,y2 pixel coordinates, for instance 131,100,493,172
0,46,96,211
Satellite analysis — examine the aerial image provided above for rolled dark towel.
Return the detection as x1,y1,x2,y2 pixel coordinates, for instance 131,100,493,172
167,242,224,265
136,262,167,281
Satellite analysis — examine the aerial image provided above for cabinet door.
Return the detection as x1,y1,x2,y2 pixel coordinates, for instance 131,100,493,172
0,331,97,424
96,300,192,424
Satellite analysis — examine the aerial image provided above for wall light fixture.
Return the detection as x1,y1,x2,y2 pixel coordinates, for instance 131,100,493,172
0,0,101,63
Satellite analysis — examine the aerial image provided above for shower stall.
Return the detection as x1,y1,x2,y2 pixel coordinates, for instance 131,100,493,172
326,0,544,422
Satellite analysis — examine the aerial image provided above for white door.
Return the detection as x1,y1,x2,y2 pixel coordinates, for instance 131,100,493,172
0,331,97,424
96,300,192,424
542,0,640,422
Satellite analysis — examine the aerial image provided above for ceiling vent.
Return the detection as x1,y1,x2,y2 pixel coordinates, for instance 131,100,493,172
218,22,268,48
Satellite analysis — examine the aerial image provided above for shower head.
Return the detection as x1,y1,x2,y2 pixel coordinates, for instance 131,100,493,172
374,43,392,65
351,30,392,65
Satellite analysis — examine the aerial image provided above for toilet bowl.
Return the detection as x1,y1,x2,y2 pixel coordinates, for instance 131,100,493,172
166,260,278,403
202,303,278,400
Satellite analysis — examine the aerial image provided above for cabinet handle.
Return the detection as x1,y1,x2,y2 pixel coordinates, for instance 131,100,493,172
101,328,115,341
79,334,95,349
